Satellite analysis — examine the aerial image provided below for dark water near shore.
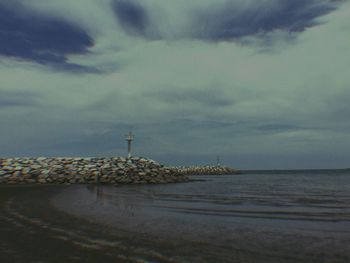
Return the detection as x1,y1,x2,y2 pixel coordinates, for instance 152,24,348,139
52,170,350,262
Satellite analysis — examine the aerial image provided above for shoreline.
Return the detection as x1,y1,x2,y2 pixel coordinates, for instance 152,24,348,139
0,184,245,263
0,185,170,263
2,178,350,263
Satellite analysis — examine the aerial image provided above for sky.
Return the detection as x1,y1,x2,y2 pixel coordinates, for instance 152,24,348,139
0,0,349,169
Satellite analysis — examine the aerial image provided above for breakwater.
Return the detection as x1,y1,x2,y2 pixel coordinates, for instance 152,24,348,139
0,157,240,185
171,166,239,175
0,157,188,185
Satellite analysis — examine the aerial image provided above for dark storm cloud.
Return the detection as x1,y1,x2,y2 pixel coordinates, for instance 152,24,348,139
0,1,96,72
0,90,39,108
257,123,304,133
150,88,234,107
111,0,341,43
193,0,339,41
189,120,306,136
112,0,151,37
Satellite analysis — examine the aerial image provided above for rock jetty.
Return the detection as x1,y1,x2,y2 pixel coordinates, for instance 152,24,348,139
171,166,239,175
0,157,188,185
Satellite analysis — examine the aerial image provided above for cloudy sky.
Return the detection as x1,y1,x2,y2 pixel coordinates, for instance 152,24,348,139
0,0,349,169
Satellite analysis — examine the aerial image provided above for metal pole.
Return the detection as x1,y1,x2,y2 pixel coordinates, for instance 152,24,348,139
128,140,131,158
125,132,134,159
216,156,221,167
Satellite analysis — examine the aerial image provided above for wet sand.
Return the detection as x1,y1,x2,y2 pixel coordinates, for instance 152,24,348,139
1,172,350,263
0,185,201,263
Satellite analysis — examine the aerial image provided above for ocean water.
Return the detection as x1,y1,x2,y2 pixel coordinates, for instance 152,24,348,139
53,170,350,262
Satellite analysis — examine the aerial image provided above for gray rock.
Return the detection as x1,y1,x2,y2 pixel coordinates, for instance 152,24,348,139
13,171,22,177
38,179,47,184
30,165,42,170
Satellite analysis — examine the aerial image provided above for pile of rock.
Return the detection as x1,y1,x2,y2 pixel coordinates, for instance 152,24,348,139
171,166,239,175
0,157,188,185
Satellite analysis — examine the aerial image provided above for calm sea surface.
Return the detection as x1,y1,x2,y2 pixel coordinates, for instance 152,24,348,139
53,170,350,262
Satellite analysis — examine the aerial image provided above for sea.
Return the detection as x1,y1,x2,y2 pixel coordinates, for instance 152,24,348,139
53,169,350,262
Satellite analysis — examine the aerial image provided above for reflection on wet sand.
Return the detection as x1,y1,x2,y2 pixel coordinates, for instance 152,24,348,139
87,185,141,217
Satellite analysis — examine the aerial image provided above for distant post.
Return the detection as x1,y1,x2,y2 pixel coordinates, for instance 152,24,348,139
125,131,134,158
216,155,221,167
